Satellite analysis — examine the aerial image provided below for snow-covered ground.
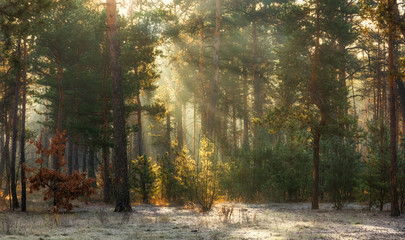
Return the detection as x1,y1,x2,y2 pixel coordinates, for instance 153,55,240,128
1,202,404,239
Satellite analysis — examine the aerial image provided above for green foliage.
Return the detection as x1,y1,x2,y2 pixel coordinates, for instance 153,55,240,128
357,120,390,210
156,144,196,204
222,140,312,202
321,137,361,209
197,137,219,211
129,155,158,204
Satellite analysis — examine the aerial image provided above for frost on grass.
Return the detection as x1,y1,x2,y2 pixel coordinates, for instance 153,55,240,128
0,203,404,239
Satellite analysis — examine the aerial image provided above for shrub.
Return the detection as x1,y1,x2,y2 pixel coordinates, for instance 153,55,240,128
321,136,361,209
24,131,96,212
129,155,158,203
196,137,219,211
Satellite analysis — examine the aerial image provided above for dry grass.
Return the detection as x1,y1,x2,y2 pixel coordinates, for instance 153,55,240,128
0,199,404,239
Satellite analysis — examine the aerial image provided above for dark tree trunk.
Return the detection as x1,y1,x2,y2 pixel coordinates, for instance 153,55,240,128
68,140,73,175
102,60,111,204
137,95,143,156
222,99,228,145
107,0,131,212
53,49,64,171
193,93,197,161
11,39,21,210
166,112,171,154
102,144,111,203
232,99,237,151
388,0,400,217
207,0,222,140
0,100,9,190
43,128,49,168
0,119,5,189
88,148,96,188
73,135,79,171
82,145,87,173
252,1,262,121
3,109,11,203
243,71,249,147
20,39,28,212
312,127,320,210
198,11,207,137
310,0,320,210
175,97,183,148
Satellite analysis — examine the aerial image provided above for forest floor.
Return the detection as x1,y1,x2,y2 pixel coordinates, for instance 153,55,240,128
0,197,405,240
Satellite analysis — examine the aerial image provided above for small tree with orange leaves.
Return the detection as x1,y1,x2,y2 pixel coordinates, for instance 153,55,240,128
23,131,96,212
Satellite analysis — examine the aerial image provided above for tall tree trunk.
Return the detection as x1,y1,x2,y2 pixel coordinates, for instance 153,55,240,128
0,99,9,191
3,109,11,203
222,98,228,145
243,70,249,147
11,39,21,210
193,93,197,161
107,0,131,212
232,99,237,151
176,96,183,148
102,62,111,203
166,112,171,154
311,0,320,210
68,140,73,174
88,147,96,188
20,39,28,212
53,50,64,171
388,0,400,216
73,135,79,171
0,117,5,189
82,145,87,173
137,95,143,156
43,126,49,168
252,0,263,126
198,8,207,137
207,0,222,140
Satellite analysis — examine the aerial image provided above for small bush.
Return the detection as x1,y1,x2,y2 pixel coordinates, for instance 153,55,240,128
129,155,158,204
24,131,96,212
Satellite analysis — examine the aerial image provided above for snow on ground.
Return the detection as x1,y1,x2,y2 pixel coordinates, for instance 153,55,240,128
0,202,405,239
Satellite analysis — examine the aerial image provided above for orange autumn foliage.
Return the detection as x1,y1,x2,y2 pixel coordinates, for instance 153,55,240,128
23,131,96,212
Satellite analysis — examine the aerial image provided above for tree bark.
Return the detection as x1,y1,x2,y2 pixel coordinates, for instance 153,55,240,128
232,99,237,151
0,98,9,192
311,0,320,210
137,94,143,156
53,48,64,171
3,108,11,203
88,147,96,188
73,135,79,171
20,38,28,212
175,96,183,148
252,0,262,120
107,0,131,212
198,7,207,137
388,0,400,217
68,140,73,174
0,115,5,189
243,70,249,147
102,61,111,203
207,0,222,140
11,39,21,210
